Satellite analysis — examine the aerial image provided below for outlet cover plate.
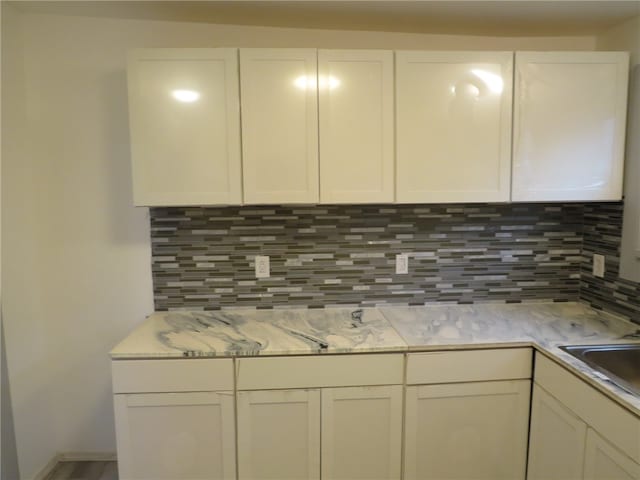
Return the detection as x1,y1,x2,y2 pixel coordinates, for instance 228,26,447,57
396,254,409,275
593,254,605,278
255,255,270,278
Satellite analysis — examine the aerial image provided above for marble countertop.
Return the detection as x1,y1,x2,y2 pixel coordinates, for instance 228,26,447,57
111,307,407,358
111,302,640,414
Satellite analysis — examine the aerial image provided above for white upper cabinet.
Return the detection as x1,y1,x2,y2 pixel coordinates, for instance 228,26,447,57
127,48,242,206
240,48,319,204
318,50,394,203
396,51,513,203
513,52,629,202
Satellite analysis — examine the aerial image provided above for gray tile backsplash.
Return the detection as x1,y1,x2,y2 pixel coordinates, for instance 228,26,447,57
580,202,640,323
150,203,587,310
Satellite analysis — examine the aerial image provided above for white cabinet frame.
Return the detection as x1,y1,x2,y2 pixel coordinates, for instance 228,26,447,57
318,49,395,204
240,48,320,204
321,385,403,480
527,384,587,480
513,51,629,201
237,389,321,480
396,51,513,203
114,391,236,480
127,48,242,206
584,429,640,479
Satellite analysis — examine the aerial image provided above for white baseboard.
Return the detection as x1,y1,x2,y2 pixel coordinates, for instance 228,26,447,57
59,451,117,462
32,452,117,480
32,455,61,480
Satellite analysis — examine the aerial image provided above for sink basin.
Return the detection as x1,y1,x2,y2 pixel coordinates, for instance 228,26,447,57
560,344,640,397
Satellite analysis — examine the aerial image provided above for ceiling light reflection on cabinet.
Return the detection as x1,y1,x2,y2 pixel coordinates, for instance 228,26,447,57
171,89,201,103
293,75,340,91
470,69,504,94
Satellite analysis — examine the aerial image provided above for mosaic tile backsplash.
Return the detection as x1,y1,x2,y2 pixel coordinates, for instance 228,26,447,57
580,202,640,323
150,203,587,310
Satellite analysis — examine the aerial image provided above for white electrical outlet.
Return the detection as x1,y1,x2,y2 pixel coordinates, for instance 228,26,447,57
396,254,409,274
255,255,270,278
593,254,605,278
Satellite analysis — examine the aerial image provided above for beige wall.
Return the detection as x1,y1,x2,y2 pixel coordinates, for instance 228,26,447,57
597,15,640,66
2,9,599,480
598,15,640,282
2,5,29,480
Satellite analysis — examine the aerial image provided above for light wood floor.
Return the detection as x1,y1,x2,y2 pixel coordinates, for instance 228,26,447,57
43,462,118,480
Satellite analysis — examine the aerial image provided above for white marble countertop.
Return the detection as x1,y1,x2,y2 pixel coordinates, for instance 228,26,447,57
111,302,640,414
111,307,407,358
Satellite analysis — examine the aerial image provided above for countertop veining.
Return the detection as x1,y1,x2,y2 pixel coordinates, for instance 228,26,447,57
110,301,640,414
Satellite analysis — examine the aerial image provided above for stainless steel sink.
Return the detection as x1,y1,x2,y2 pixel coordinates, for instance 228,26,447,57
559,344,640,397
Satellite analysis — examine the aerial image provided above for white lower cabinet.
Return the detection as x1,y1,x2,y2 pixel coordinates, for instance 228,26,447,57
236,385,403,480
237,389,321,480
322,386,403,480
528,385,587,480
235,354,404,480
584,429,640,480
404,380,530,480
114,392,236,480
530,353,640,480
112,348,640,480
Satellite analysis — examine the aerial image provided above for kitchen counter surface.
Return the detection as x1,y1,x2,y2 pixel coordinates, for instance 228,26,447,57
110,307,407,358
111,301,640,414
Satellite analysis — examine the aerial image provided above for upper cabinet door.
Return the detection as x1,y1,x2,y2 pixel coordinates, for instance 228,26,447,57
127,48,242,206
240,49,319,204
318,50,394,204
513,52,629,202
396,51,513,203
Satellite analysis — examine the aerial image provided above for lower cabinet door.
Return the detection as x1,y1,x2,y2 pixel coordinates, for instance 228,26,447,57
237,389,321,480
114,391,236,480
404,380,530,480
584,429,640,480
321,385,403,480
527,384,587,480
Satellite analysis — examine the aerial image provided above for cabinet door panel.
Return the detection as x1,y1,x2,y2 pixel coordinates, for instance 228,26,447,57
128,48,242,206
240,48,319,204
237,389,321,480
396,51,513,203
114,392,236,480
404,380,530,480
527,384,587,480
513,52,628,201
319,50,394,203
321,385,402,480
584,429,640,480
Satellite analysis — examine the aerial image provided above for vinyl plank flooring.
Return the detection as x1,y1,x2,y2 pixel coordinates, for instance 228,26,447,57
44,462,118,480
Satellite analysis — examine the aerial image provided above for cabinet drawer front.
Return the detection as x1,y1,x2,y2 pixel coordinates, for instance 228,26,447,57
112,358,233,393
535,353,640,463
406,348,532,385
236,354,403,390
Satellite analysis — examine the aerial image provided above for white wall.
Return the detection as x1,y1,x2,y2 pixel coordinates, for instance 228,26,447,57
598,15,640,282
2,9,156,479
2,5,24,479
2,9,597,479
598,15,640,66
